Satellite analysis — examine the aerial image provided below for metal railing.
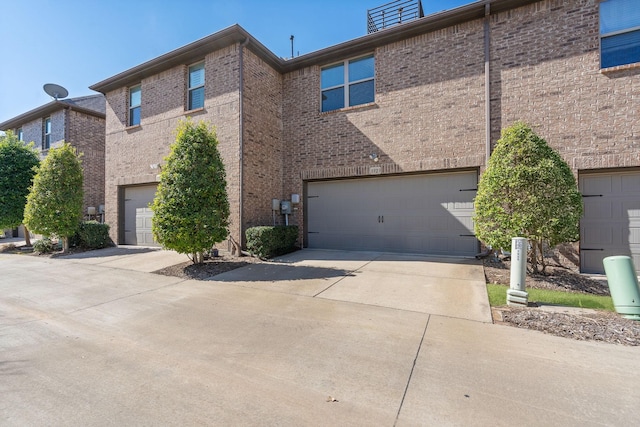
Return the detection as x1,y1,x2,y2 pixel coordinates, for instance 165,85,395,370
367,0,424,33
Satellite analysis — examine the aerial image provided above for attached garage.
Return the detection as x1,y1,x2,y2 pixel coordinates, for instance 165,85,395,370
306,170,478,257
122,184,158,246
580,170,640,274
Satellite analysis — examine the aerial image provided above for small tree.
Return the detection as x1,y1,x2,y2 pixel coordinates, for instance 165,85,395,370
474,121,583,273
152,120,230,263
0,131,40,245
24,142,84,252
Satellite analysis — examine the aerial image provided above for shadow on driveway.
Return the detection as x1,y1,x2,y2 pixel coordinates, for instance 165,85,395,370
208,263,353,283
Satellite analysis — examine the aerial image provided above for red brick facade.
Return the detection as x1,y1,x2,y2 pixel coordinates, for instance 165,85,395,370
94,0,639,250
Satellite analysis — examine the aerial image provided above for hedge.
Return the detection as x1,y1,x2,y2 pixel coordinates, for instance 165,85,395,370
245,226,298,259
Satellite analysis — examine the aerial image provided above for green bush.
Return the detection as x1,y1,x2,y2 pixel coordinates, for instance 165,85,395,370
33,237,56,254
246,226,299,259
72,221,113,249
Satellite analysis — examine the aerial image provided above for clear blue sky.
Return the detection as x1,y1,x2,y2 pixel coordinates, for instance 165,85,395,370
0,0,472,123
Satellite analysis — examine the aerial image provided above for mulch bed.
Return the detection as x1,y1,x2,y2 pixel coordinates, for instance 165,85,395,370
152,252,263,280
484,243,640,346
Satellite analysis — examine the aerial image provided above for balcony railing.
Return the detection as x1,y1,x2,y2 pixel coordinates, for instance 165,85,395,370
367,0,424,34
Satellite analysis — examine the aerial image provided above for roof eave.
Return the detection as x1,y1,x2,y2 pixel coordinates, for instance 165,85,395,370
0,101,105,131
89,0,540,92
90,24,282,94
281,0,539,70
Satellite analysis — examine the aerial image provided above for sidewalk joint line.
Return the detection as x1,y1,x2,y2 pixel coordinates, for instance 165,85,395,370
394,314,430,426
311,256,382,297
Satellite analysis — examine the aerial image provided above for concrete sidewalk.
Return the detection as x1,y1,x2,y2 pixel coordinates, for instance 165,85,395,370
1,251,638,425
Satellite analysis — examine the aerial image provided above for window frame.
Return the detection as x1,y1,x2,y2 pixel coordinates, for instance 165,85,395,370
17,128,23,141
600,0,640,68
320,54,375,113
128,84,142,127
187,61,205,111
43,117,51,149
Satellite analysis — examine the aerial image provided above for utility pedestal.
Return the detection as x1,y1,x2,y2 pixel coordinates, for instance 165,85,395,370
507,237,529,307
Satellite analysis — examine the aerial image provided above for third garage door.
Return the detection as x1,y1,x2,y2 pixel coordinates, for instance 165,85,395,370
306,171,478,256
580,170,640,274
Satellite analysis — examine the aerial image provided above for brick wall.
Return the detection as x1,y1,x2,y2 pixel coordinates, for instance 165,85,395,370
281,19,487,238
490,0,640,172
66,110,106,212
104,44,242,244
241,48,284,234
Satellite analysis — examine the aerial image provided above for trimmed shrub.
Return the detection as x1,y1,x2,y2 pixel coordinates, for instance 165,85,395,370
72,221,113,249
33,238,55,254
246,226,299,259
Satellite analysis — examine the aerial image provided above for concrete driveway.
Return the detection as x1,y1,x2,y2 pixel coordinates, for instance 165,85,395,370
1,248,638,425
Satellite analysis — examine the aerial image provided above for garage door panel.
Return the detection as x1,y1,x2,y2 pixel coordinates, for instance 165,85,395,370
583,175,613,194
621,174,640,192
307,171,478,257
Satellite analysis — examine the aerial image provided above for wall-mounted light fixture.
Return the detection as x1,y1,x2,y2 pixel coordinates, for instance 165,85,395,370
150,163,160,170
369,153,379,162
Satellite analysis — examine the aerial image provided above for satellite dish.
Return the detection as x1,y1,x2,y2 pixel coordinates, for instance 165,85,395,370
43,83,69,100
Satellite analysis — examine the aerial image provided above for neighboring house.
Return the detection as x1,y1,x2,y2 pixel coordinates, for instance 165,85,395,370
90,0,639,274
0,94,106,237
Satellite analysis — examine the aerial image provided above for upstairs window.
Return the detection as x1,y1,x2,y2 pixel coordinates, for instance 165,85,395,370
129,85,141,126
17,128,23,141
321,54,375,112
43,117,51,149
188,62,205,110
600,0,640,68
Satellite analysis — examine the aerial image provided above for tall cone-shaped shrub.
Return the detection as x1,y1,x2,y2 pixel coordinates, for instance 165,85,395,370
152,120,230,263
24,142,83,252
474,122,583,273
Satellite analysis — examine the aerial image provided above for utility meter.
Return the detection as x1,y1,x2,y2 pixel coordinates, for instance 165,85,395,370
280,200,292,214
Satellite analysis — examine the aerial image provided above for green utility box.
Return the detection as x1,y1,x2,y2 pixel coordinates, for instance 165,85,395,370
603,256,640,321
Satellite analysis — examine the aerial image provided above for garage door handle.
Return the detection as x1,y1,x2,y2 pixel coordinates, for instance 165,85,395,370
378,215,384,223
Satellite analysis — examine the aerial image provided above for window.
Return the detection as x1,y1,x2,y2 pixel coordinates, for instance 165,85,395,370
600,0,640,68
188,62,205,110
128,85,141,126
321,54,374,112
43,117,51,149
17,128,23,141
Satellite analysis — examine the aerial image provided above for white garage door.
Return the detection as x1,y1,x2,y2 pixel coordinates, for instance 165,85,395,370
580,171,640,274
123,185,158,246
306,171,478,256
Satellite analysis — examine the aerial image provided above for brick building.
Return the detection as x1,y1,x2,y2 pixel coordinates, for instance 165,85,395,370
90,0,639,274
0,94,106,236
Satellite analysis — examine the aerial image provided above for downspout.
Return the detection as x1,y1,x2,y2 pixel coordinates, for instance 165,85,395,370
64,104,70,143
484,1,491,165
238,37,250,249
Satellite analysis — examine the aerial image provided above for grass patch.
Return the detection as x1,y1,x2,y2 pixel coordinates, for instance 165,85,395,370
486,283,614,311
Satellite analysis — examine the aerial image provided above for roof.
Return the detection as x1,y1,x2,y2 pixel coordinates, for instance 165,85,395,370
90,0,539,94
0,94,106,131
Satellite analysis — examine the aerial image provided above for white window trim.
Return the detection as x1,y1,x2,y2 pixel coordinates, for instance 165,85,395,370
188,61,205,111
129,84,141,127
321,54,375,112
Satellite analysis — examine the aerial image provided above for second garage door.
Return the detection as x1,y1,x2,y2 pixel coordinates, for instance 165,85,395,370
306,171,478,256
123,184,158,246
